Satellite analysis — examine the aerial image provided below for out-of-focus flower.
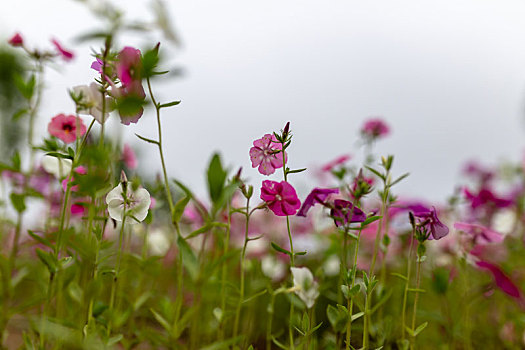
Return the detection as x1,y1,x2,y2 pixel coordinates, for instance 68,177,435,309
297,187,339,217
249,134,285,176
147,228,171,256
260,180,301,216
476,261,522,300
492,209,517,235
51,38,74,61
463,187,513,211
321,154,351,172
291,267,319,309
117,46,142,86
261,255,286,281
413,207,449,240
122,144,138,169
330,199,366,227
48,114,86,144
42,155,72,179
8,33,23,47
91,57,103,74
361,118,390,139
323,255,340,276
106,182,151,224
72,83,113,124
61,166,86,192
454,222,503,244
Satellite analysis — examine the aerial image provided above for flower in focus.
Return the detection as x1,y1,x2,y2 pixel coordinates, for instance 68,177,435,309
249,134,285,175
413,207,449,240
8,33,23,47
297,187,339,217
42,155,72,179
105,182,151,224
361,118,390,139
51,38,74,61
330,199,366,227
260,180,300,216
291,267,319,309
122,144,138,169
72,83,113,124
48,114,86,143
476,261,523,300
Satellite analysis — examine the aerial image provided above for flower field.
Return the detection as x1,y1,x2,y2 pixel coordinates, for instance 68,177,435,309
1,5,525,350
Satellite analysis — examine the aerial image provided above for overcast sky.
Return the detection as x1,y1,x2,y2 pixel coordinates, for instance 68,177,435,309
3,0,525,203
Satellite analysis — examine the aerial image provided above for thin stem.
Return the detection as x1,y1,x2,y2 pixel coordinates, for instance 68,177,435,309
218,201,232,340
346,226,363,350
410,257,423,350
233,198,250,339
266,290,276,350
107,216,126,338
401,231,415,341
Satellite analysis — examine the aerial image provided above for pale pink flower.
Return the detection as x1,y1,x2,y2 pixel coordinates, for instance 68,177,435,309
249,134,285,176
361,118,390,139
117,46,142,86
122,144,138,169
47,114,86,143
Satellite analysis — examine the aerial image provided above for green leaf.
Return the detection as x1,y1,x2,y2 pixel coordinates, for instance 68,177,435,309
351,311,365,321
270,242,292,256
365,166,385,181
272,336,288,350
207,153,227,205
362,215,382,226
176,235,198,281
286,167,307,175
390,172,410,187
349,284,361,297
12,108,28,120
294,251,307,256
35,248,58,274
142,45,160,78
45,152,74,160
413,322,428,336
10,193,26,213
172,196,191,224
407,288,426,293
200,336,243,350
150,308,171,333
114,94,147,118
158,100,181,109
107,334,123,346
391,272,408,281
135,133,159,145
11,152,21,171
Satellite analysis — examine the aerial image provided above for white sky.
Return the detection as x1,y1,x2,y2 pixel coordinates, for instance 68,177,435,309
3,0,525,203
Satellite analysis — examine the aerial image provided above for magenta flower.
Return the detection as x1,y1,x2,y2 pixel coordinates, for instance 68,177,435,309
361,118,390,139
249,134,285,175
463,187,513,210
260,180,301,216
297,187,339,217
476,261,522,300
122,144,138,169
413,207,449,240
91,57,103,73
321,154,351,172
330,199,366,227
61,166,87,192
8,33,23,47
51,39,74,61
454,222,504,244
48,114,86,144
117,46,142,86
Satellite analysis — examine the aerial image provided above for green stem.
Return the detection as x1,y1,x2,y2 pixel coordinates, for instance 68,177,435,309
266,290,276,350
346,226,363,350
233,198,250,339
218,201,232,340
410,254,422,350
107,216,126,338
401,230,415,341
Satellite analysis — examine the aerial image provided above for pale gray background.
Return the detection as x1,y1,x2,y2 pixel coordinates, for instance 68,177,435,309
3,0,525,202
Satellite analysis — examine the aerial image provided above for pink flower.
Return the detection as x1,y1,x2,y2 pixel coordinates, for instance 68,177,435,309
297,187,339,217
260,180,301,216
463,187,513,210
91,58,103,73
117,46,142,86
330,199,367,227
454,222,504,244
249,134,285,175
122,144,138,169
321,154,351,172
51,39,74,61
48,114,86,143
361,118,390,139
476,261,522,300
61,166,87,192
8,33,23,47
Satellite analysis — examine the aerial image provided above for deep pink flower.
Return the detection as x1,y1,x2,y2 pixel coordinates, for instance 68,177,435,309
8,33,23,47
454,222,504,244
117,46,142,86
321,154,351,172
51,39,74,61
249,134,285,175
297,187,339,217
463,187,513,210
61,166,87,192
476,261,522,300
48,114,86,143
260,180,301,216
413,207,449,240
330,199,366,227
91,58,103,73
122,144,138,169
361,118,390,139
71,202,86,216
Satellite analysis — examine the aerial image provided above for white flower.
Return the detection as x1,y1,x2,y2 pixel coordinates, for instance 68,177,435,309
105,183,151,224
261,255,286,281
42,155,72,178
290,267,319,309
72,83,113,124
147,228,171,256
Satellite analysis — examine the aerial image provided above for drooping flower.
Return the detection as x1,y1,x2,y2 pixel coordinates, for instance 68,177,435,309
249,134,285,175
330,199,366,227
8,33,23,47
42,155,72,179
260,180,300,216
361,118,390,139
47,114,86,143
290,267,319,309
122,144,138,169
116,46,142,86
297,187,339,217
476,261,522,300
413,207,449,240
51,38,74,61
72,83,113,124
454,222,504,244
321,154,351,172
105,182,151,224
